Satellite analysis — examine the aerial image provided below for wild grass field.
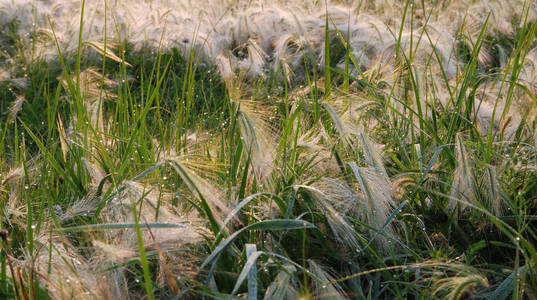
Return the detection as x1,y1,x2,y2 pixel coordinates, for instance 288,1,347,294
0,0,537,299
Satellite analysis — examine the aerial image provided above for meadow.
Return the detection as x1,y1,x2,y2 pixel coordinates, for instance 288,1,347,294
0,0,536,299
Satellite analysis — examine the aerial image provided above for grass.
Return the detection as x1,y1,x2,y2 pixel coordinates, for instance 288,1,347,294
0,0,537,299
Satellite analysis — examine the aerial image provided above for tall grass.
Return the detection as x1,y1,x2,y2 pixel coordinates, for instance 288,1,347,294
0,0,536,299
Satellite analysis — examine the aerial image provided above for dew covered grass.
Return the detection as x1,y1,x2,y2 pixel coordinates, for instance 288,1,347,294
0,0,537,299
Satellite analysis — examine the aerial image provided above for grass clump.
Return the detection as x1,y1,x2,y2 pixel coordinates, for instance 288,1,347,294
0,0,537,299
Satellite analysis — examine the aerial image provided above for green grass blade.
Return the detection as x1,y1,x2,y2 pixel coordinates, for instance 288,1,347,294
231,246,262,296
132,205,155,300
199,220,315,271
58,222,187,232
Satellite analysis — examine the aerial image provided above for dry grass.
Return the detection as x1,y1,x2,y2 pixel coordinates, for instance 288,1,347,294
0,0,536,299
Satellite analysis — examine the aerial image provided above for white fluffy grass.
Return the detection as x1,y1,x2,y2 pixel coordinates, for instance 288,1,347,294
0,0,533,135
1,0,536,298
1,0,532,81
21,178,206,299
